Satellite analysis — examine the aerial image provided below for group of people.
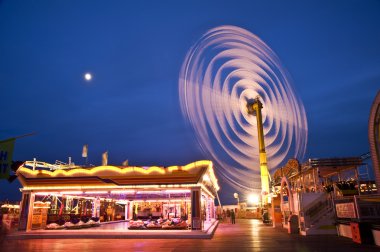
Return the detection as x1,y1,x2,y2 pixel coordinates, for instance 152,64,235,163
221,208,236,224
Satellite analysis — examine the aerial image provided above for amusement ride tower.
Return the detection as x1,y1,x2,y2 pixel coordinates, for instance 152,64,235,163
179,25,308,205
247,97,270,205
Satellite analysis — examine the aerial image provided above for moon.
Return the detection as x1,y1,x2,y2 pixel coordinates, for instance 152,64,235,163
84,73,92,81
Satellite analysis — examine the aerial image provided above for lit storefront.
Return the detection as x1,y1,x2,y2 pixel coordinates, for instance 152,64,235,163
16,160,219,232
1,203,20,230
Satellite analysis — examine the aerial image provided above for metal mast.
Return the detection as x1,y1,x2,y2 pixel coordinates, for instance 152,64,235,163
247,97,270,206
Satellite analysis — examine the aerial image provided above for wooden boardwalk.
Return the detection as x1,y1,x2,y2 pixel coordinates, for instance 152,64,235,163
1,219,378,251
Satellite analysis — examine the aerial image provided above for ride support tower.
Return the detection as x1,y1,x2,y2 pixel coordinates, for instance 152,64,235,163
247,96,270,206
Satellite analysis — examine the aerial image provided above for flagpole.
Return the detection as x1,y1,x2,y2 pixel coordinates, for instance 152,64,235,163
13,132,37,140
0,132,36,143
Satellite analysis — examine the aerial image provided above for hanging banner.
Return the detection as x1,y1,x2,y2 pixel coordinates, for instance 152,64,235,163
0,138,15,179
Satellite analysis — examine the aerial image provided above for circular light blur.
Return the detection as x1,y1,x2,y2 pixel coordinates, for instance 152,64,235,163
178,25,308,194
84,73,92,81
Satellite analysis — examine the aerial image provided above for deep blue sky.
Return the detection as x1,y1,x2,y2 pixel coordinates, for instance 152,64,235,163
1,0,379,204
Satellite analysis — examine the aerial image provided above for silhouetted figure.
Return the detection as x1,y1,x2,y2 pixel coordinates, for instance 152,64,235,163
231,210,236,224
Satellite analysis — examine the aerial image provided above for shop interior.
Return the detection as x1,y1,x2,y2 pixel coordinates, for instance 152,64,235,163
28,189,215,231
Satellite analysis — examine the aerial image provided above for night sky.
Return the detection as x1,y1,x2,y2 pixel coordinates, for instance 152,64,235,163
1,0,379,204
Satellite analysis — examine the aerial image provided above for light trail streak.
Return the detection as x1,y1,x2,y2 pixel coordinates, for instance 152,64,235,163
179,25,308,194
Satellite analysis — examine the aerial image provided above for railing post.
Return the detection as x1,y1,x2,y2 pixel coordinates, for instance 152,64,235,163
354,195,360,221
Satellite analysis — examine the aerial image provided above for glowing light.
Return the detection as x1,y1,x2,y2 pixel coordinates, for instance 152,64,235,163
33,201,51,209
60,191,83,195
35,192,59,196
110,190,136,194
179,25,308,194
19,165,173,177
134,199,191,203
34,201,51,204
248,194,260,205
136,191,162,194
19,161,214,177
18,160,220,192
1,204,20,209
267,195,272,204
21,183,200,191
203,174,210,182
115,200,129,205
84,72,92,81
165,189,191,193
84,191,109,194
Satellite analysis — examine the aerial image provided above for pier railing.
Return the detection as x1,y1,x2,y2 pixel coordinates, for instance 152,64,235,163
333,195,380,221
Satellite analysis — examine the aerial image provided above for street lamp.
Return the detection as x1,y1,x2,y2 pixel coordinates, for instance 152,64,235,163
233,193,239,208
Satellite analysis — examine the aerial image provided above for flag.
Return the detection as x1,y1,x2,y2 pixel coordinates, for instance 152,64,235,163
82,144,88,158
102,151,108,166
122,160,128,166
0,138,15,180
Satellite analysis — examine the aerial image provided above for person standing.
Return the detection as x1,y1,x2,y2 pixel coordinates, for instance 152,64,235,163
231,209,236,224
226,209,231,223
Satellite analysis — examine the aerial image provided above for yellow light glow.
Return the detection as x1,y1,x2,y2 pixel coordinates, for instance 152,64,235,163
248,194,259,205
18,160,222,198
18,165,170,177
18,160,220,192
19,160,215,176
33,201,51,208
22,183,199,191
166,160,212,172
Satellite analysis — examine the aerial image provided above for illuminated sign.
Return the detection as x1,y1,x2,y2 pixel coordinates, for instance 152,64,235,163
336,203,356,219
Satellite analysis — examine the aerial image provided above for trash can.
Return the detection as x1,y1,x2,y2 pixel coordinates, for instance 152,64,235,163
288,215,299,234
262,211,270,224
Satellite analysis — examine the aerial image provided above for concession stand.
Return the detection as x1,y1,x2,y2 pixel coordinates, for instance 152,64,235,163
16,160,220,232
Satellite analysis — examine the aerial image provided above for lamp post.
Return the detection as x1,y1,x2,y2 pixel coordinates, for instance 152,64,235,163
233,193,239,209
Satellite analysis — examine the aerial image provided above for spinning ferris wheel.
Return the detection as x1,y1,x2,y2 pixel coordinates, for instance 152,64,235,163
179,25,308,200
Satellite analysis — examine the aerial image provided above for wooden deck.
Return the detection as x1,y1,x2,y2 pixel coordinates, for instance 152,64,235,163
1,219,378,251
